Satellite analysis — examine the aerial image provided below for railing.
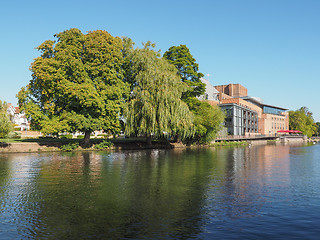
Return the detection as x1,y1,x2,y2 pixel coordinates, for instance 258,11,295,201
216,134,278,141
216,134,306,142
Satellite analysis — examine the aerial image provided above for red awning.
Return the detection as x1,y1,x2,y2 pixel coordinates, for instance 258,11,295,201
291,130,302,133
277,130,302,134
277,130,290,133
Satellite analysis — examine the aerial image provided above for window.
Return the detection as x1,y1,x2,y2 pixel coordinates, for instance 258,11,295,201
263,106,283,115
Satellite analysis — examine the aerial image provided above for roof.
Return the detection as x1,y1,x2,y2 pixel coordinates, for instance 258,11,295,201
241,96,288,111
262,103,288,111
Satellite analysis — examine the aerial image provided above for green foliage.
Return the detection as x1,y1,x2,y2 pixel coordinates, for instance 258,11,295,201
0,100,13,138
94,140,113,150
187,99,225,144
60,142,79,151
163,45,205,99
123,42,194,142
7,131,21,139
314,122,320,136
60,134,73,139
289,107,316,138
122,37,136,91
77,135,84,139
17,28,129,145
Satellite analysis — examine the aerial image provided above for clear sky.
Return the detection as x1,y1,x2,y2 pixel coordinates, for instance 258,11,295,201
1,0,319,121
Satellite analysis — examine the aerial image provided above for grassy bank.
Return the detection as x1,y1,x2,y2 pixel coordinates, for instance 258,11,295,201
0,137,174,153
1,137,257,153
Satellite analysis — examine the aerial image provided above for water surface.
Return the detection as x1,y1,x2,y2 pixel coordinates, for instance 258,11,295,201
0,143,320,239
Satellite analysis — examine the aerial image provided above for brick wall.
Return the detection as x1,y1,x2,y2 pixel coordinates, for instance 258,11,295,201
214,84,248,97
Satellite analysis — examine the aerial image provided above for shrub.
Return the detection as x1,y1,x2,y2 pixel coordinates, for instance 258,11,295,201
77,135,84,139
94,140,113,150
60,142,79,151
8,132,21,139
60,134,73,139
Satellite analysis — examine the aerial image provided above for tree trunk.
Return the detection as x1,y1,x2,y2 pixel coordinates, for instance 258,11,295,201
146,135,152,146
83,130,91,147
174,134,181,143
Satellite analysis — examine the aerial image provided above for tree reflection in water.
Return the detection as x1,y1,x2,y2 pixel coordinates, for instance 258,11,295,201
1,143,318,239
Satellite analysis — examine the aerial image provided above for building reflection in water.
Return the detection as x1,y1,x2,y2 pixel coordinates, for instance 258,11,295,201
204,144,292,221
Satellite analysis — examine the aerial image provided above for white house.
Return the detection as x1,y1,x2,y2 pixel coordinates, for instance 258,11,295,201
7,104,30,131
198,78,220,101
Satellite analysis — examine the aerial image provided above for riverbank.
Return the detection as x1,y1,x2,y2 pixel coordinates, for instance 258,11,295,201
0,138,175,153
0,136,313,153
0,138,252,153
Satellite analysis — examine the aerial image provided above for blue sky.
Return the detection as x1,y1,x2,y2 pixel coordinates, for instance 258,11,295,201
1,0,319,121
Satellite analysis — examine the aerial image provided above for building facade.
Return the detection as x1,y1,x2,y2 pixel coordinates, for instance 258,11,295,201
7,104,30,131
200,79,289,136
198,78,220,102
219,103,258,136
241,97,289,135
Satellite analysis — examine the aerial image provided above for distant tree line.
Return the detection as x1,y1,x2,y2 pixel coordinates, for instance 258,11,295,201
16,28,225,145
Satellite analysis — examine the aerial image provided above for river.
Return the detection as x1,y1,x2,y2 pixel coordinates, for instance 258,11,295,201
0,143,320,239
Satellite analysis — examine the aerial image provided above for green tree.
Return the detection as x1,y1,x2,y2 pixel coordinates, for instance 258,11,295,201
186,99,225,144
289,107,316,138
163,45,205,100
0,100,13,138
314,122,320,136
18,28,129,145
124,43,194,144
163,45,225,143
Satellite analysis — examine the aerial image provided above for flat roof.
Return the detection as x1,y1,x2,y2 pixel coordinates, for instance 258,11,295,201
241,96,288,111
218,102,258,113
262,103,288,111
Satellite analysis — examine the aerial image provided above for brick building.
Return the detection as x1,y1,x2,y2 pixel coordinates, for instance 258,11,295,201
200,80,289,136
214,84,248,98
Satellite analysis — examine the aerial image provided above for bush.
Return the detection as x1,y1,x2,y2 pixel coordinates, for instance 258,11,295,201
94,140,113,150
8,132,21,139
60,142,79,151
97,134,111,139
77,135,84,139
60,134,73,139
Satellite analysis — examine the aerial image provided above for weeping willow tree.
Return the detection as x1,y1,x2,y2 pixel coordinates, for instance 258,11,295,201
124,42,194,144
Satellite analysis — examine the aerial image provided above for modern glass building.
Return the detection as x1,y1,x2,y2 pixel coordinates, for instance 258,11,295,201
219,103,258,136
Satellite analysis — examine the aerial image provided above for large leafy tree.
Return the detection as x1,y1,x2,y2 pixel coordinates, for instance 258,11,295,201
163,45,225,143
289,107,316,138
163,45,205,100
186,99,225,144
0,100,13,138
124,43,194,144
18,28,129,145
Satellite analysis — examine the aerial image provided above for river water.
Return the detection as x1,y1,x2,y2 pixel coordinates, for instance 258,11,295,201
0,143,320,239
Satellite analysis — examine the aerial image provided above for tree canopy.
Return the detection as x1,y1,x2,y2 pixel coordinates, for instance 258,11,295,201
163,45,205,100
18,28,129,145
124,43,194,144
314,122,320,136
186,99,225,144
0,100,13,138
289,107,316,138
